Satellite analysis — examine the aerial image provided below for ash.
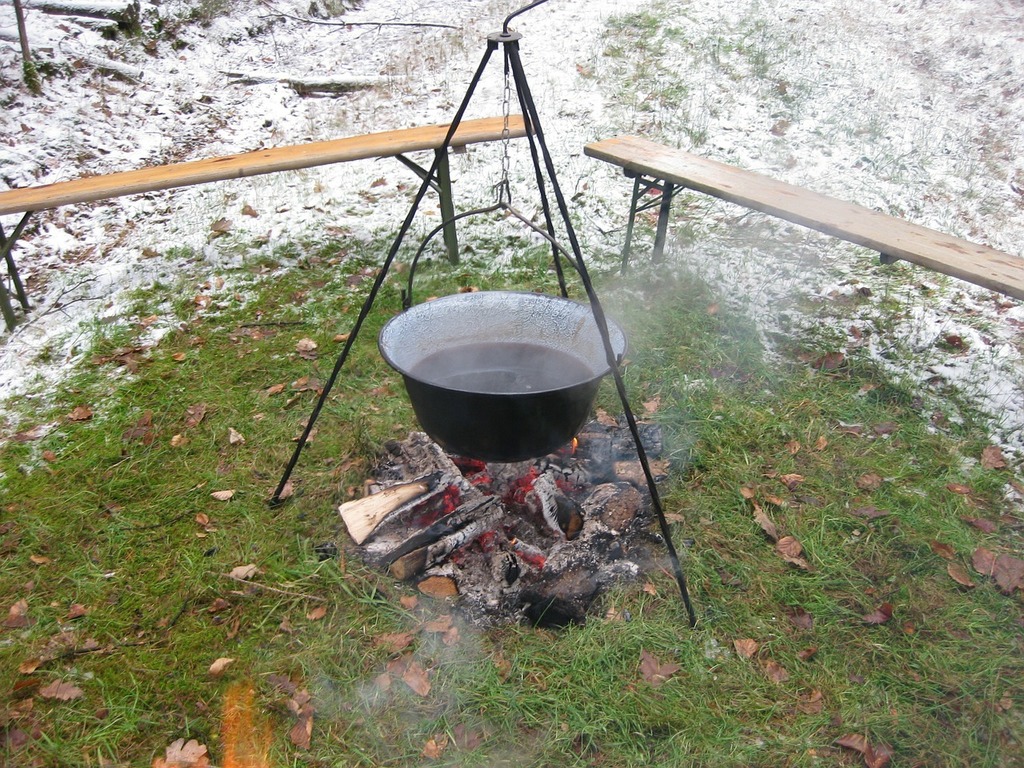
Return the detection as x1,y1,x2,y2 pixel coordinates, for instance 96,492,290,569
343,419,669,628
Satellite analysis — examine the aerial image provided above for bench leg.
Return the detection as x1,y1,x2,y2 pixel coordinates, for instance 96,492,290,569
1,215,32,332
620,176,642,273
652,180,675,264
434,149,460,265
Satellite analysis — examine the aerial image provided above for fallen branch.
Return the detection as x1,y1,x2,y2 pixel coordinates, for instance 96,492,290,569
222,70,384,94
222,574,326,602
257,9,456,30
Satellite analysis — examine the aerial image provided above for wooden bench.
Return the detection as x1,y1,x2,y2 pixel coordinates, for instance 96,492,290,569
0,114,528,331
584,134,1024,301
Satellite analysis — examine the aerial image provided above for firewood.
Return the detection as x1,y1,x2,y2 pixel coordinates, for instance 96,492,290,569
339,478,432,545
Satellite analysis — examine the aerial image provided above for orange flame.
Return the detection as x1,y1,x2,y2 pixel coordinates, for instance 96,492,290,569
222,680,273,768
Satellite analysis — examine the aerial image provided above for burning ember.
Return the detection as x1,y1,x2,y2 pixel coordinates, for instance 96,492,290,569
339,417,669,627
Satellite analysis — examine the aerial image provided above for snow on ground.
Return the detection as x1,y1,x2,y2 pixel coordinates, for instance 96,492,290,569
1,0,1023,460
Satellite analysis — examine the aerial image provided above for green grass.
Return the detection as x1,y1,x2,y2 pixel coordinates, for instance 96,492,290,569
1,231,1022,767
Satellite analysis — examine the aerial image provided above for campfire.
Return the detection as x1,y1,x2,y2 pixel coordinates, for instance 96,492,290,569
339,416,669,627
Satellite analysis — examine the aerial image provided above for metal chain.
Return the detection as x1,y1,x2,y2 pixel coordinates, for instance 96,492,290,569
497,56,513,204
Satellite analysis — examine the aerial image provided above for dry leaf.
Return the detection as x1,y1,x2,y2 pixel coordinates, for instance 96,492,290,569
18,657,42,674
287,698,314,750
850,505,889,519
992,553,1024,594
972,547,997,577
295,338,318,360
38,680,84,701
29,554,51,565
786,607,814,630
417,575,458,598
210,217,233,234
947,483,973,495
639,648,681,687
947,562,976,588
421,734,449,759
796,688,824,714
963,516,997,533
761,659,789,683
67,405,93,422
211,489,235,501
776,536,810,569
227,427,245,445
752,505,779,542
779,473,804,490
14,423,49,442
733,638,759,659
835,733,893,768
170,434,189,447
4,598,33,628
401,660,432,697
374,632,415,654
797,646,818,661
266,383,286,396
929,541,956,560
153,737,211,767
856,473,883,491
184,403,208,428
305,605,327,621
981,445,1007,470
208,657,235,676
862,603,894,624
642,395,661,415
66,603,88,620
241,203,259,218
228,564,259,580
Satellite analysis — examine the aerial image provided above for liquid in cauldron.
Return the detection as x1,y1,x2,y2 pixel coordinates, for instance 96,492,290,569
410,341,596,394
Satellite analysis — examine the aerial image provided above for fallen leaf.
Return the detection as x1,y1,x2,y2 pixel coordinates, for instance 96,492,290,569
972,547,997,577
797,646,818,661
871,421,898,436
947,483,973,495
208,657,235,676
856,473,883,491
752,505,779,542
228,564,259,580
154,737,211,767
266,383,286,396
38,680,84,701
981,445,1007,470
211,489,235,501
595,408,618,426
733,638,759,659
963,516,997,533
796,688,824,714
835,733,893,768
29,554,51,565
122,411,155,444
639,648,681,687
642,395,661,416
4,599,34,628
170,434,189,447
929,541,956,560
862,603,894,625
305,605,327,621
850,505,889,519
287,694,314,750
66,603,88,620
13,424,49,442
18,657,42,674
296,338,318,360
241,203,259,218
210,217,233,235
67,405,93,422
374,632,415,653
761,659,789,683
993,553,1024,594
812,351,845,370
227,427,245,446
786,607,814,630
947,562,976,588
184,403,208,428
399,595,419,610
776,536,811,569
779,473,804,490
785,440,801,455
401,659,432,697
421,734,449,759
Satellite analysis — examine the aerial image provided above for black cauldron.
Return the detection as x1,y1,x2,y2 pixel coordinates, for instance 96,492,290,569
378,291,626,462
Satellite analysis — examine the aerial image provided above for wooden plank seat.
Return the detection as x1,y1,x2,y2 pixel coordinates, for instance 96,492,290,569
0,115,528,331
584,134,1024,301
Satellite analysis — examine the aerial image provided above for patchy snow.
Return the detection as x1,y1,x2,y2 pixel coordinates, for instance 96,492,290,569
1,0,1023,461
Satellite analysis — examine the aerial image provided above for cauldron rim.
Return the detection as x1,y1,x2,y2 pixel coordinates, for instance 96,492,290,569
378,290,627,396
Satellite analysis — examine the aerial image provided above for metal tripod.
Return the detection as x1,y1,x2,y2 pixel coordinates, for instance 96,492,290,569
271,1,697,627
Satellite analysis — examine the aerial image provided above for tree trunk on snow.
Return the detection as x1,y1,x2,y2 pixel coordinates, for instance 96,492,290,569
24,0,141,35
11,0,42,94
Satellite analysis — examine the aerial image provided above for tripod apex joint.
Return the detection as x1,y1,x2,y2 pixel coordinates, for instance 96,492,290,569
488,30,522,43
